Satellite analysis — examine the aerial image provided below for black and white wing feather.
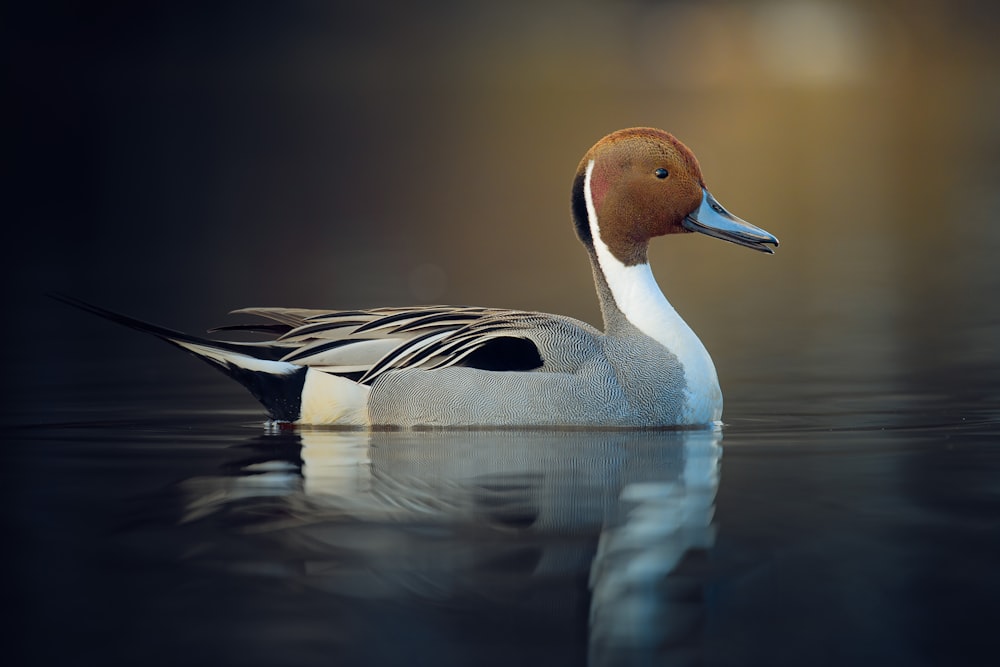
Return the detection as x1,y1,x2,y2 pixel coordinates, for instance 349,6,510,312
220,306,549,383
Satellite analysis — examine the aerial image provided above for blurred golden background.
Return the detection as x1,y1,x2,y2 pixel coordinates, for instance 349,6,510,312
8,0,1000,413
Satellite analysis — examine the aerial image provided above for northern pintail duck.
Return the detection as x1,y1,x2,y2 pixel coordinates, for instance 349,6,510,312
60,128,778,427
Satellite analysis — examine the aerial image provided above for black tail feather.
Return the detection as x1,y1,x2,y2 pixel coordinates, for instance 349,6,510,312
51,294,307,421
49,293,289,361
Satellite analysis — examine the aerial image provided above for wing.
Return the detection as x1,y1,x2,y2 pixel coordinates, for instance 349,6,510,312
217,306,568,384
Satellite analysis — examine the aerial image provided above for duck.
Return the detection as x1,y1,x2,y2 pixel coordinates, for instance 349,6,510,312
57,127,778,428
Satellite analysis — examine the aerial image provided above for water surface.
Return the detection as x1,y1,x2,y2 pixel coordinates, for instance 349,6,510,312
4,366,998,667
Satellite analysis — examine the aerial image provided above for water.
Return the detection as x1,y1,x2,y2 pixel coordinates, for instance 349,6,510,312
4,361,998,667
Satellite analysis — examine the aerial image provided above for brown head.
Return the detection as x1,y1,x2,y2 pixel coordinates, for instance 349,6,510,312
571,128,777,266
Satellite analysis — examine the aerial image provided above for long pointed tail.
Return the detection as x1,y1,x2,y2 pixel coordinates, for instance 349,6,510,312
51,294,307,421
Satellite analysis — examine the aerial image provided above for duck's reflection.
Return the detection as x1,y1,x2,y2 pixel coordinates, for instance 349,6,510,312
587,434,719,666
177,427,721,662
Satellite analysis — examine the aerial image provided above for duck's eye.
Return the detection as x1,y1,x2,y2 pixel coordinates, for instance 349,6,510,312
654,168,669,179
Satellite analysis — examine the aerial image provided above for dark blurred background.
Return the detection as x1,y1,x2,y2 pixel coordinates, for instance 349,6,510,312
6,0,1000,417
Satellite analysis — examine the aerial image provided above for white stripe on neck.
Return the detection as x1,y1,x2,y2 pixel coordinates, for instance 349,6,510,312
583,159,722,424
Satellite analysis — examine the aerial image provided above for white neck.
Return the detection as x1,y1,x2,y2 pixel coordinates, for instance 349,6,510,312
584,160,722,423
